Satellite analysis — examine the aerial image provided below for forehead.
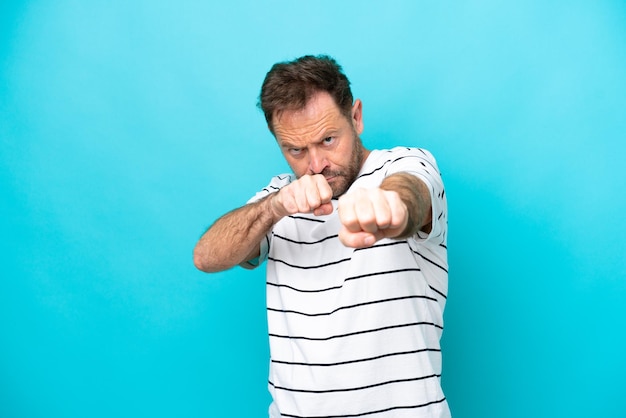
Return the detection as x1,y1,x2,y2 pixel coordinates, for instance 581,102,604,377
273,92,346,144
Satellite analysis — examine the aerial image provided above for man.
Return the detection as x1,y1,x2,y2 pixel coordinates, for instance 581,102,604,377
194,55,450,418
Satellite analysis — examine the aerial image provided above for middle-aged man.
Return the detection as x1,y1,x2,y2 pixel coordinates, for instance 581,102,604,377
194,55,450,418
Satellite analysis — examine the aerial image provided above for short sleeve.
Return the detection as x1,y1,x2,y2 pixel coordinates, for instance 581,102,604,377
246,173,295,204
384,148,448,246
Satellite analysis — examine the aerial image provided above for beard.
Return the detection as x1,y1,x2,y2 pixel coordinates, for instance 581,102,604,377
323,133,366,198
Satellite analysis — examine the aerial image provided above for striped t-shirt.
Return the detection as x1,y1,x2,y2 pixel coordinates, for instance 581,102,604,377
248,147,450,418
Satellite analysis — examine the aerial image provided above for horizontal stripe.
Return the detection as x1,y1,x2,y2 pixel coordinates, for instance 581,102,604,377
268,256,352,270
271,347,441,367
271,374,441,394
288,215,326,223
344,267,421,282
269,321,443,341
279,398,448,418
267,295,437,317
273,233,339,245
429,285,447,300
262,186,280,193
357,153,439,181
259,175,292,193
266,281,343,293
353,239,408,252
272,234,408,250
266,268,422,293
411,250,448,273
408,249,448,299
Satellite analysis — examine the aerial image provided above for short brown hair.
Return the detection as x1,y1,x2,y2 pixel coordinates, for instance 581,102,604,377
258,55,354,134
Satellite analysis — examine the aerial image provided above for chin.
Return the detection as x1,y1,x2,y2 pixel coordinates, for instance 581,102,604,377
331,180,349,198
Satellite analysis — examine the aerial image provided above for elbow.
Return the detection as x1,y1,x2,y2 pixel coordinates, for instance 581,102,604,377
193,244,236,273
193,250,208,272
193,246,219,273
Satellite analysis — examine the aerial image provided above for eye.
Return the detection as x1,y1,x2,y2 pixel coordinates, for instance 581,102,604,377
289,148,303,156
322,137,335,146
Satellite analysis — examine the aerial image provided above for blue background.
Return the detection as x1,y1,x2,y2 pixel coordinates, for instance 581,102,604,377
2,1,625,417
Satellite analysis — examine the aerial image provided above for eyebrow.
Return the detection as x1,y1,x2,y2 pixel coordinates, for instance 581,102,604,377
278,124,341,148
279,139,301,149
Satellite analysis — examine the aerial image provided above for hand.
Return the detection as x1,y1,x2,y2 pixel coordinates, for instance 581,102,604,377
271,174,334,218
337,187,408,248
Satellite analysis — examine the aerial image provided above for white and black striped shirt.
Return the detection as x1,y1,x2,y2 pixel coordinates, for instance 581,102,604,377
248,147,450,418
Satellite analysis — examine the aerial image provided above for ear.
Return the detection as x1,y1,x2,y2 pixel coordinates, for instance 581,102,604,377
351,99,364,135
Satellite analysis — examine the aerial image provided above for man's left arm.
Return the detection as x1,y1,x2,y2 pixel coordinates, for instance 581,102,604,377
337,172,432,248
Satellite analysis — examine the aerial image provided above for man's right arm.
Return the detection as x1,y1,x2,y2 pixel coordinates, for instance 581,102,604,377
193,174,334,273
193,194,277,272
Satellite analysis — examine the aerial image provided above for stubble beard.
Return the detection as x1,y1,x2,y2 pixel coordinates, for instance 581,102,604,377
325,134,366,199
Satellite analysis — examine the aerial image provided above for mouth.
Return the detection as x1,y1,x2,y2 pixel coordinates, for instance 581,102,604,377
322,169,341,183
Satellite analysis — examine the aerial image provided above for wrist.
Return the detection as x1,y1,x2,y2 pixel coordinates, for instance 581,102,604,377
267,191,286,222
380,173,430,239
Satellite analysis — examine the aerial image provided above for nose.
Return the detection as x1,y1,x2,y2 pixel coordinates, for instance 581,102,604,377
308,148,329,174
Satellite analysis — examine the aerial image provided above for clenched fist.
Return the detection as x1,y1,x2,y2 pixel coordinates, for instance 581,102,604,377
271,174,334,218
337,187,408,248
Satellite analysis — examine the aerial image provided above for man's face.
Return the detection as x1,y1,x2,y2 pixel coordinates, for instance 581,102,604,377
272,91,368,198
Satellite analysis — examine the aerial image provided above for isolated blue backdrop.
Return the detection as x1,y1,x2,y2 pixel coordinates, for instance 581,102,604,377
1,1,625,417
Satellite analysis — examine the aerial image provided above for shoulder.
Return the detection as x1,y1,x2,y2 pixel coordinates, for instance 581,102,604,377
247,173,295,204
385,147,438,163
358,147,440,180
